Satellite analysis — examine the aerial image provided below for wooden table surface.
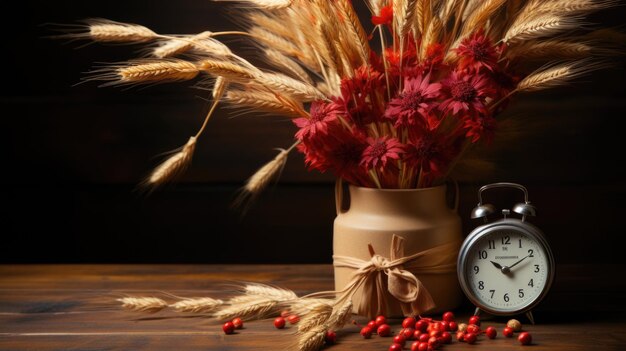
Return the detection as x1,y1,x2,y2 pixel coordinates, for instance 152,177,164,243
1,264,625,350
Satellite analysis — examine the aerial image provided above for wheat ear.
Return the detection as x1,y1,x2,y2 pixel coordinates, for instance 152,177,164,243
144,136,197,188
297,325,327,351
153,31,214,58
516,62,582,92
215,0,293,9
199,59,255,81
224,90,302,118
243,143,295,194
255,72,327,102
460,0,507,38
298,303,333,332
244,283,299,300
265,49,314,85
504,15,576,44
87,19,158,42
117,297,168,313
116,60,200,84
170,297,224,313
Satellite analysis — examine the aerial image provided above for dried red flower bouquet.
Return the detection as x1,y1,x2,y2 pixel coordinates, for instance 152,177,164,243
66,0,615,195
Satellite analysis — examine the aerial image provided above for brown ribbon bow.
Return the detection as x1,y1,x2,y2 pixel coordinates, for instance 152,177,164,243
333,234,459,318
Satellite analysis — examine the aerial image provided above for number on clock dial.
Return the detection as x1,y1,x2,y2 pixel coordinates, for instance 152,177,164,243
468,231,548,310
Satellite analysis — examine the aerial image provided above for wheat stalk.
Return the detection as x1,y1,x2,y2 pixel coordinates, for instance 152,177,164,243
265,49,313,85
247,13,297,40
170,297,224,313
199,59,255,81
255,72,327,102
297,303,333,332
507,40,592,61
460,0,507,38
327,300,353,329
144,136,197,187
297,325,327,351
117,297,168,313
116,60,200,83
337,0,370,64
503,15,575,44
214,297,278,321
244,284,298,300
153,31,214,58
249,26,300,57
216,0,293,9
87,19,157,42
243,145,292,194
516,63,577,92
224,90,302,117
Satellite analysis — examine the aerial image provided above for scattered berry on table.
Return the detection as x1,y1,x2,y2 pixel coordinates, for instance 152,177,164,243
232,317,243,329
468,315,481,326
442,311,455,322
503,326,514,337
485,326,497,339
389,343,403,351
464,332,477,344
403,317,417,329
378,323,392,337
273,317,286,329
507,319,522,332
360,326,373,339
287,314,300,324
375,315,387,327
518,331,532,345
222,321,235,334
325,330,336,344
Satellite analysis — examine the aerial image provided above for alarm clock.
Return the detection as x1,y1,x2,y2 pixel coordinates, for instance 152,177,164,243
457,182,555,324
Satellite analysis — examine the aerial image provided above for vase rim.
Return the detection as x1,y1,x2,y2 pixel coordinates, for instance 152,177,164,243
347,184,446,192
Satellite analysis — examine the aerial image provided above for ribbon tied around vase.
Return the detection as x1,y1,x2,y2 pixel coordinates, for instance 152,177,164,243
333,234,460,318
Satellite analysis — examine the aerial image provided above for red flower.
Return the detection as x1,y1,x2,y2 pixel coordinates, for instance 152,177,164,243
405,132,454,177
297,129,371,186
464,115,496,143
360,137,405,171
294,100,344,140
340,66,386,127
372,5,393,26
440,71,493,115
455,29,499,72
384,74,441,128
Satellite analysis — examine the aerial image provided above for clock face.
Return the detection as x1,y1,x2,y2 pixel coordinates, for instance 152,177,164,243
461,225,553,314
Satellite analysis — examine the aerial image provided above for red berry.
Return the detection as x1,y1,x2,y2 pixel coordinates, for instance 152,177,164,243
417,342,429,351
442,311,455,322
415,319,429,332
518,331,532,345
465,332,477,344
378,324,392,337
418,333,430,342
402,327,415,340
456,331,465,342
428,336,440,348
232,317,243,329
222,321,235,334
440,331,452,344
441,321,451,331
468,315,480,326
287,314,300,324
503,326,514,337
375,315,387,327
413,330,422,340
280,310,290,318
389,344,403,351
367,320,378,329
410,341,421,351
466,324,480,334
360,326,373,339
273,317,286,329
403,317,417,329
325,330,337,344
431,321,442,332
448,321,458,332
429,330,442,338
394,335,407,346
485,326,497,339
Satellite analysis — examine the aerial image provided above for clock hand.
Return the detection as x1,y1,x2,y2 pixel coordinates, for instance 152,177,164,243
508,254,532,270
490,261,503,270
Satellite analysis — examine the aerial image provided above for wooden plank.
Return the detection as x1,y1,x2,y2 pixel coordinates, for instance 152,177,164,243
0,265,625,350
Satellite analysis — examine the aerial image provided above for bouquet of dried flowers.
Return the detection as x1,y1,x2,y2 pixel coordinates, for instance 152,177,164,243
65,0,614,193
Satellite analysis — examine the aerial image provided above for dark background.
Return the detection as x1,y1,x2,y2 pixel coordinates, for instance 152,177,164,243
2,1,625,264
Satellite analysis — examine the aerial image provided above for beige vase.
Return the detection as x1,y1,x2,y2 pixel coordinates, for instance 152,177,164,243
333,183,463,317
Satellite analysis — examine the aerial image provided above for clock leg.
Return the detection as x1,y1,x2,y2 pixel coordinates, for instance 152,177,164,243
474,307,481,316
526,311,535,325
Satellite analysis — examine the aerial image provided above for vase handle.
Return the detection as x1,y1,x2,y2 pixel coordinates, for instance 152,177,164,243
335,178,348,215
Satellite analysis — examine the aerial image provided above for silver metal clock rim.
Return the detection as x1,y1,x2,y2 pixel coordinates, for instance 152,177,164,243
457,219,555,316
